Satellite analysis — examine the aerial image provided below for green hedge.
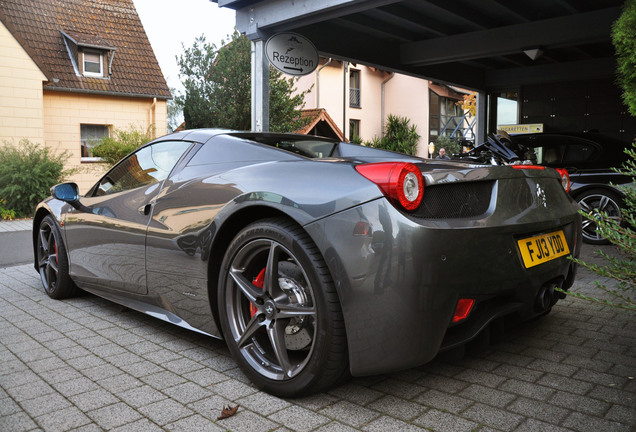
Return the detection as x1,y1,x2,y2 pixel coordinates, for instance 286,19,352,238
0,139,71,218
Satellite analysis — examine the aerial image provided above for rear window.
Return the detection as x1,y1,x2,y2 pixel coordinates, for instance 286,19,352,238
244,136,338,159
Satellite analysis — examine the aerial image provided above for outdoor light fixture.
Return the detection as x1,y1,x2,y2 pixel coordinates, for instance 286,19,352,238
523,48,544,61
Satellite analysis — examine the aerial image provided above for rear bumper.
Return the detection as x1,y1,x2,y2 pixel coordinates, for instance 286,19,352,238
305,197,581,376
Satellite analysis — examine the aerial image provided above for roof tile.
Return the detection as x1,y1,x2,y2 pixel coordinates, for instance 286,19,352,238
0,0,171,99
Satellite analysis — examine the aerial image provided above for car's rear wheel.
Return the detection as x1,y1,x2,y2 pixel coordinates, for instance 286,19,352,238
218,218,348,397
577,189,622,245
37,215,78,299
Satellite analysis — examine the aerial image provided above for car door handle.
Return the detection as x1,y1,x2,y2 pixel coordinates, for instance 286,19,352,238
138,203,153,215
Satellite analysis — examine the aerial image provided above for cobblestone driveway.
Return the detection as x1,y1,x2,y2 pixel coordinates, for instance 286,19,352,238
1,245,634,431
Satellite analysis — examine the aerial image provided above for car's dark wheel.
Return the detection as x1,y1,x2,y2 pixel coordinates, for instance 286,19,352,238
218,218,348,397
576,189,623,245
37,215,78,299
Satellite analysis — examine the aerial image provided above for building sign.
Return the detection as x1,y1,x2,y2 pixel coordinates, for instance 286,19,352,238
498,124,544,134
266,33,318,76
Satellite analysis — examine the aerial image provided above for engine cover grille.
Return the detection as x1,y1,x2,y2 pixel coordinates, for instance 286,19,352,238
412,181,495,219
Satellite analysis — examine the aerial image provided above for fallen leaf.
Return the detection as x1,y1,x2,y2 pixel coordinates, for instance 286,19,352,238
217,404,239,420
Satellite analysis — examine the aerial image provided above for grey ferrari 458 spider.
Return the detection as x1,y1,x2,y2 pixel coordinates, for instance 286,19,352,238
33,129,582,397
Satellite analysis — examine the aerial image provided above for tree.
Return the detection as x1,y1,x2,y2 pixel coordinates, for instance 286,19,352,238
176,31,309,132
612,0,636,116
167,87,182,132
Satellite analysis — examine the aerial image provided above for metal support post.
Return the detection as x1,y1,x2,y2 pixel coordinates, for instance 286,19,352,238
251,39,270,132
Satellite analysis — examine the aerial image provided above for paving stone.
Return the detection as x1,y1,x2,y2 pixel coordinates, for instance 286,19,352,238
164,414,224,432
366,394,427,421
369,378,426,399
318,400,380,428
549,390,611,416
328,383,384,405
459,383,517,407
361,415,425,432
209,378,257,400
162,381,214,405
138,398,194,426
140,370,186,390
507,396,570,424
314,421,360,432
20,392,72,417
515,418,576,432
562,411,633,432
236,391,292,416
110,417,164,432
0,411,38,431
118,384,167,408
69,388,119,412
415,389,473,414
87,402,143,429
536,373,595,395
462,402,524,432
454,369,508,388
417,372,471,394
216,408,280,432
414,408,480,432
499,379,555,401
268,405,330,430
35,405,92,430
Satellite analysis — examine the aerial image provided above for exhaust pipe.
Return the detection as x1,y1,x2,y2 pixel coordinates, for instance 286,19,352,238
535,282,560,312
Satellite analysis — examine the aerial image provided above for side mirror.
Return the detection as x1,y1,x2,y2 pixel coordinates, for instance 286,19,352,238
51,183,80,202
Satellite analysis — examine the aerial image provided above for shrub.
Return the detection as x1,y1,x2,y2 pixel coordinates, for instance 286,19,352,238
368,114,420,156
0,139,72,218
91,125,154,167
563,143,636,311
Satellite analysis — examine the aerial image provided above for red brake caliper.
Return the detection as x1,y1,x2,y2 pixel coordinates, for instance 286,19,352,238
250,268,266,317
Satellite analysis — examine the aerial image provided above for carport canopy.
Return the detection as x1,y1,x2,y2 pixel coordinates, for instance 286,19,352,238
215,0,623,140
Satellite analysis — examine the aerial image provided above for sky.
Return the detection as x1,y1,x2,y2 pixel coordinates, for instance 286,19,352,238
133,0,236,96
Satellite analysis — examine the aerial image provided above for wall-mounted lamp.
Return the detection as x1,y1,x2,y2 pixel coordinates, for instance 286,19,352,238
523,48,544,61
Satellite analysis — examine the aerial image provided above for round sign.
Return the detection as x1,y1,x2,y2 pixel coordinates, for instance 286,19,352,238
265,33,319,76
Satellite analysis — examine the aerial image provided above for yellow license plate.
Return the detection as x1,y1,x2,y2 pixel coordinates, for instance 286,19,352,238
517,230,570,268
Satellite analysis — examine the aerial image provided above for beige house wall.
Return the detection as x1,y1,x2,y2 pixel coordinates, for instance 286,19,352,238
0,21,47,145
43,91,168,192
296,62,431,157
384,75,430,157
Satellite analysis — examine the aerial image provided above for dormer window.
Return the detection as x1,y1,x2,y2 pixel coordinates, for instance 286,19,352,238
82,51,103,76
61,30,115,79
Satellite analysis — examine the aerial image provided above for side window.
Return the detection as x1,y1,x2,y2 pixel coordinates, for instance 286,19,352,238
95,141,191,196
563,140,598,165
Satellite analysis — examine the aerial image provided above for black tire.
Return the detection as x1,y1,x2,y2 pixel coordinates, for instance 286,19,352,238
576,189,623,245
218,218,348,397
36,215,78,299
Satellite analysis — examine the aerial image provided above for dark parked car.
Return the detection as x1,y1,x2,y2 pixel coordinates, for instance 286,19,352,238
34,130,581,397
510,132,631,244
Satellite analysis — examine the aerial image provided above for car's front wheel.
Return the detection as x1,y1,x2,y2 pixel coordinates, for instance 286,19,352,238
37,215,78,299
218,218,348,397
577,189,623,245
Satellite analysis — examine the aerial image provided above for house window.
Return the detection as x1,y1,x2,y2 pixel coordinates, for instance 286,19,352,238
349,69,361,108
349,119,360,142
429,90,463,144
82,51,103,76
81,124,109,160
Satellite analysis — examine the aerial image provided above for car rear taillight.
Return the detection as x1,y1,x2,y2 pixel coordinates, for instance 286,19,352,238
555,168,570,193
355,162,424,211
512,165,570,193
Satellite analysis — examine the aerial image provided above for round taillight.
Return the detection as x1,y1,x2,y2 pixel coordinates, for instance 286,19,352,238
355,162,424,211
